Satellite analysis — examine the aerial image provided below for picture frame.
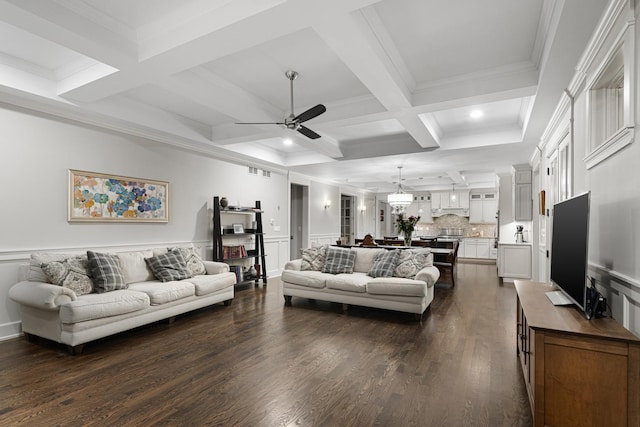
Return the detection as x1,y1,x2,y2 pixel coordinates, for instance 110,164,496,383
233,223,245,234
68,169,169,222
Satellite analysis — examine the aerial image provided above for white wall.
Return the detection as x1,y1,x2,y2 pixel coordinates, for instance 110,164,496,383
534,0,640,336
0,106,290,340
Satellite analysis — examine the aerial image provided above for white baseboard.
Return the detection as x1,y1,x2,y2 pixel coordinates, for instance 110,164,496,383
0,321,22,341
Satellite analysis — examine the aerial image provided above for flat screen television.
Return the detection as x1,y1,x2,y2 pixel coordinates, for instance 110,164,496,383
549,191,591,316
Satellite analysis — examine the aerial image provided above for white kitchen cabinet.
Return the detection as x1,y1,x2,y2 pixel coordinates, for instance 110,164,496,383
469,192,497,224
462,238,492,259
498,243,532,279
406,193,432,222
512,165,532,221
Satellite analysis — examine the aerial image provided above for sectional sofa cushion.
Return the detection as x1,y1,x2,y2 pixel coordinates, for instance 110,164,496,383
171,247,207,276
188,273,237,296
59,290,150,324
366,277,427,297
127,281,194,305
352,247,386,273
41,256,94,296
325,273,369,293
394,249,433,279
301,245,327,271
87,251,126,293
281,270,329,289
322,247,356,274
368,249,401,278
117,250,155,284
145,251,191,282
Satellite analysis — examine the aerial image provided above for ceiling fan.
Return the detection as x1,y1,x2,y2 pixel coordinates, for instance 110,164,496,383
235,70,326,139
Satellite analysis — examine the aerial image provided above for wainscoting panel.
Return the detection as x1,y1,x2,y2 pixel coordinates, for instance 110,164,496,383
263,236,289,277
310,234,340,247
590,263,640,337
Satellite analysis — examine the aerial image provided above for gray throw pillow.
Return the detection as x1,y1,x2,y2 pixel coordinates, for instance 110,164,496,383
146,251,191,282
394,249,433,279
322,247,356,274
301,245,328,271
171,247,207,276
87,251,126,293
369,250,401,278
41,257,94,295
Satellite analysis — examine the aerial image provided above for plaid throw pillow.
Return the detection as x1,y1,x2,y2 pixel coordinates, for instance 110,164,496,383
171,247,207,276
87,251,126,293
369,250,401,278
41,256,94,295
301,245,328,271
322,247,356,274
146,251,191,282
394,249,433,279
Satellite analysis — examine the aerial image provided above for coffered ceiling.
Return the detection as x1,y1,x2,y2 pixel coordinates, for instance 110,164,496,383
0,0,608,193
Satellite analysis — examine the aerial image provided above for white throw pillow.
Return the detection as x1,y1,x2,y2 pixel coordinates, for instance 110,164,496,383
117,250,155,284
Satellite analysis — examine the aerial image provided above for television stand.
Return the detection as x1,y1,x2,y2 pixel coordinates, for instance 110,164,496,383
545,290,572,306
515,280,640,426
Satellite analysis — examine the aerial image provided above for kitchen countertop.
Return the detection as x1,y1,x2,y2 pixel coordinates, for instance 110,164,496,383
498,241,532,245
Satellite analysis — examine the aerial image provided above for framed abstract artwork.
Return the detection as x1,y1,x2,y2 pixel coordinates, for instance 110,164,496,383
68,170,169,222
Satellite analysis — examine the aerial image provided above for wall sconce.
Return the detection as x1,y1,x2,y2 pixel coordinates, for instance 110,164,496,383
324,199,331,209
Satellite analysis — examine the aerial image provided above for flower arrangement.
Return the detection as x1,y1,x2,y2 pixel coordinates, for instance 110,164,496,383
395,213,420,238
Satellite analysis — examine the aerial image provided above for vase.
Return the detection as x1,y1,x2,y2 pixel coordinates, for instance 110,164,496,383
404,234,412,247
220,197,229,208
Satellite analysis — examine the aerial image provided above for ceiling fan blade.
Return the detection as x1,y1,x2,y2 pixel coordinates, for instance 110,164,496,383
294,104,326,123
235,122,284,125
297,125,321,139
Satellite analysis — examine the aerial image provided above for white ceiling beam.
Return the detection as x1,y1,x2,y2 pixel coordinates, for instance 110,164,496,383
313,8,440,148
58,0,382,103
0,0,136,69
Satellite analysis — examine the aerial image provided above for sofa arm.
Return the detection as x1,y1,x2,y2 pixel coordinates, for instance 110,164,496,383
9,281,76,311
415,266,440,287
284,259,302,271
202,260,230,275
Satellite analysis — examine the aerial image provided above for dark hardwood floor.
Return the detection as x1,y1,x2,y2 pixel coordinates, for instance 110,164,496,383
0,262,532,426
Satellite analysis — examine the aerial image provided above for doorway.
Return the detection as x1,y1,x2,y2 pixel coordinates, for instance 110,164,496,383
340,195,355,245
290,183,309,260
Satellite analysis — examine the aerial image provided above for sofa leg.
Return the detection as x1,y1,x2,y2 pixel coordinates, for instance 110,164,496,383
167,316,176,325
341,303,349,313
284,295,292,306
223,299,233,306
68,344,85,355
23,332,35,343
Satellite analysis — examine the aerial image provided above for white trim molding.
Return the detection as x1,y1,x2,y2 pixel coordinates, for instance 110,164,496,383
589,262,640,336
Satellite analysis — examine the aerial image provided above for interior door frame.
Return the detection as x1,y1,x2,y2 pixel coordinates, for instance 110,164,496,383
289,183,309,260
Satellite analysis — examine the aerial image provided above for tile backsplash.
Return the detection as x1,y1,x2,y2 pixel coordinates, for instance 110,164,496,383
414,214,496,237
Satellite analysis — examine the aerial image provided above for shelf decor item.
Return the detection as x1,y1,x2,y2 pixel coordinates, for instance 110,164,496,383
220,197,228,208
68,169,168,223
233,223,244,234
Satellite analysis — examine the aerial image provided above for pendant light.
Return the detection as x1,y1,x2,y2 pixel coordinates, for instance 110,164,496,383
387,166,413,214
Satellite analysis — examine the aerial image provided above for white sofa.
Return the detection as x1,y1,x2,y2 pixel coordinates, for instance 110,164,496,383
282,246,440,318
9,247,236,354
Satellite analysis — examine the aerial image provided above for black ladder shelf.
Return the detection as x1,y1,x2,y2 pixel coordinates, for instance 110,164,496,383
213,196,267,286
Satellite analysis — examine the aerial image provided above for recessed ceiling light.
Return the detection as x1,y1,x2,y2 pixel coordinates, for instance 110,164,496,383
470,110,483,119
283,138,293,146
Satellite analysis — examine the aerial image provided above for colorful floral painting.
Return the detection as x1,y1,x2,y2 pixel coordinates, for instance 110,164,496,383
68,170,169,222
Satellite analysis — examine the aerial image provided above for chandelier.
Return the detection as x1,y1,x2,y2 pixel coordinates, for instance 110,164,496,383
387,166,413,214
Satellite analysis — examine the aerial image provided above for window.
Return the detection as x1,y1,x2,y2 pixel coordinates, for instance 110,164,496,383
584,26,634,169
